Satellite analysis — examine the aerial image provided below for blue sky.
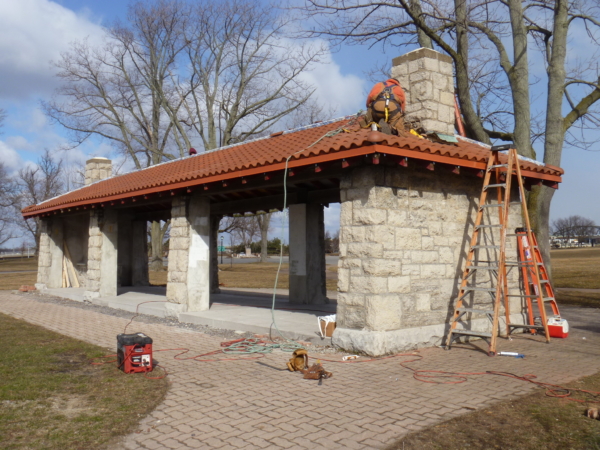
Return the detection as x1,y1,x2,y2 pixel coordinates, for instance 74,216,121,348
0,0,598,246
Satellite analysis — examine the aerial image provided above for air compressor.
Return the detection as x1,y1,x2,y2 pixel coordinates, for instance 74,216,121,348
117,332,153,374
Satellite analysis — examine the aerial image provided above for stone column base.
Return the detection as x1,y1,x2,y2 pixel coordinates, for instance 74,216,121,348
34,283,48,292
165,302,187,318
333,313,527,356
84,290,100,301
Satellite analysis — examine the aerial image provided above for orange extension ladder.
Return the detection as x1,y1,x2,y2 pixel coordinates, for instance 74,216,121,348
508,229,560,335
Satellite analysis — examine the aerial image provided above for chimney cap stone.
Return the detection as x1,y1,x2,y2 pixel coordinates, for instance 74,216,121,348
86,156,110,163
392,47,452,66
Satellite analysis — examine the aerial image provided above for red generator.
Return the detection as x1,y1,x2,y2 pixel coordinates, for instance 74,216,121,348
117,333,153,374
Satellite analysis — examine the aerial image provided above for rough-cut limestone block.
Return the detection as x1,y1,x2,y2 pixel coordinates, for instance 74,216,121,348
439,60,453,75
437,104,454,124
440,91,455,107
172,249,190,273
87,260,100,271
168,271,187,284
409,70,432,84
340,202,353,226
420,264,447,278
88,235,102,248
349,276,388,294
401,264,421,276
343,226,366,243
337,305,366,329
166,282,187,303
365,295,402,331
388,276,411,293
390,62,408,77
38,252,52,267
362,259,402,277
388,210,409,227
170,226,189,238
337,293,366,307
365,225,395,246
369,187,398,209
339,243,347,258
410,250,439,264
337,268,350,292
343,188,369,202
438,246,455,264
421,236,435,250
86,280,100,291
169,236,190,250
353,208,387,225
347,242,384,259
395,228,422,250
88,247,101,261
340,258,362,269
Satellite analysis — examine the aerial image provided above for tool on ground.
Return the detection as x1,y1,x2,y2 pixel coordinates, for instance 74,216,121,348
510,228,564,336
302,361,332,382
117,332,153,374
497,352,525,358
287,348,309,372
445,145,552,356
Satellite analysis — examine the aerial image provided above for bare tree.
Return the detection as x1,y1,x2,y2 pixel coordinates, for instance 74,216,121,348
0,108,6,133
300,0,600,276
0,163,19,247
231,215,260,254
178,0,326,150
15,150,64,252
553,215,597,241
256,212,272,262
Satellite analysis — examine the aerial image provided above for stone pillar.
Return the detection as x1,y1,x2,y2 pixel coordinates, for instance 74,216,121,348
46,218,64,289
131,220,149,286
85,157,112,186
187,195,211,311
210,215,222,294
117,213,134,286
289,203,327,304
335,165,523,356
84,209,118,300
166,194,211,314
391,48,455,135
35,218,53,290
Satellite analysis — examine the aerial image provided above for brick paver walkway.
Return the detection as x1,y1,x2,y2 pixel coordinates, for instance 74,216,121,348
1,292,599,449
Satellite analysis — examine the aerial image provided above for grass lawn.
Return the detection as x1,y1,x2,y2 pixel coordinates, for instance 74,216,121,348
150,262,339,291
387,371,600,450
551,247,600,289
0,312,168,450
0,257,38,290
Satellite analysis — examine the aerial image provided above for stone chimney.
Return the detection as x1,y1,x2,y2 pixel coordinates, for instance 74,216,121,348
391,48,455,135
84,157,112,186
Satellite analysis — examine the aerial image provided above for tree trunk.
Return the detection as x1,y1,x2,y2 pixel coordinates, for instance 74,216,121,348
410,0,433,49
508,0,534,159
531,0,569,280
257,213,272,263
150,220,164,271
454,0,490,144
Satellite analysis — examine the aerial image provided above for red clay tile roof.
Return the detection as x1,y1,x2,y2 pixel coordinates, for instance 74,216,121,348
22,115,563,217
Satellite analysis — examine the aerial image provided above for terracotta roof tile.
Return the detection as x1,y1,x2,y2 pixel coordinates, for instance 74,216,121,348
22,115,563,217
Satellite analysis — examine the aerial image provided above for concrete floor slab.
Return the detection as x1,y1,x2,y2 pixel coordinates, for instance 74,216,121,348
41,286,337,342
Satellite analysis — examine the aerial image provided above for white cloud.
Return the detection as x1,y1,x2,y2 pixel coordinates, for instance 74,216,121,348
0,141,24,172
0,0,105,99
298,42,366,116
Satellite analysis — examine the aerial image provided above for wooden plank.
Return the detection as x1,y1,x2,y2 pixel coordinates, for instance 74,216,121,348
63,242,80,288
